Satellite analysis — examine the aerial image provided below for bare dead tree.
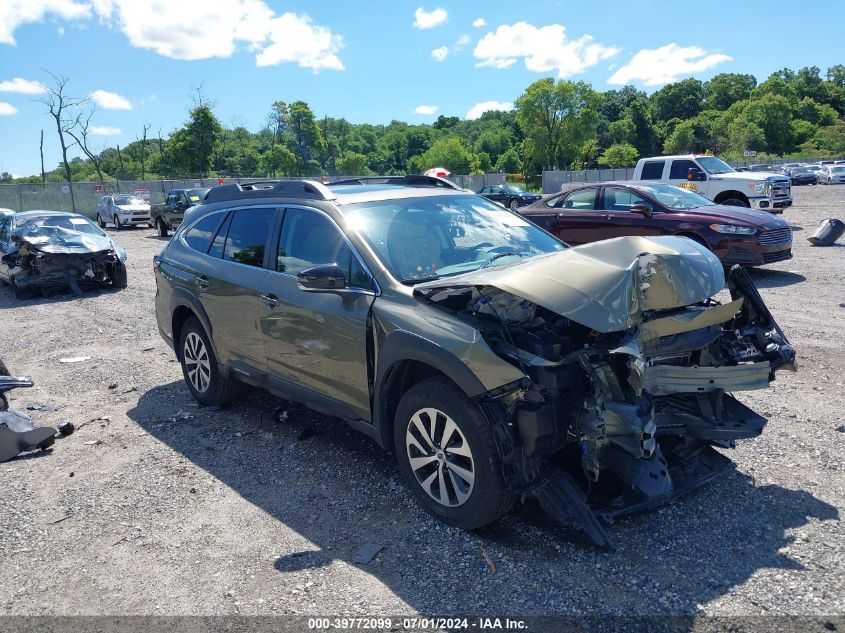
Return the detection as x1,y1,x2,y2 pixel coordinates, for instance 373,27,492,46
137,123,150,180
39,72,86,212
39,130,45,188
66,107,105,185
116,144,125,178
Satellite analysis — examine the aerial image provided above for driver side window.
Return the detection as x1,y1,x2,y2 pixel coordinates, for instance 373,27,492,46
548,188,598,210
602,187,648,212
277,208,371,289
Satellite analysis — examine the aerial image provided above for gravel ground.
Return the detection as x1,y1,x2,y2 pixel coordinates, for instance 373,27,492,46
0,185,843,618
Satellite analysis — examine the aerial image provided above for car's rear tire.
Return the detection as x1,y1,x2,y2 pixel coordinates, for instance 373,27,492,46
178,317,241,407
393,376,516,529
113,215,123,230
111,258,128,289
157,219,169,237
509,199,519,211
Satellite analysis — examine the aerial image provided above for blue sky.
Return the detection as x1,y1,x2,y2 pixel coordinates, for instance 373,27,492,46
0,0,842,176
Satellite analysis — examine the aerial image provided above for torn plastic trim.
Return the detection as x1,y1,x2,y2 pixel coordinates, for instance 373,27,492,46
643,361,772,396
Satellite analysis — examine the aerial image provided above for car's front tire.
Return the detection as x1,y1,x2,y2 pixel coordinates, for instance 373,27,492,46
157,218,169,237
113,214,123,230
97,213,106,228
393,377,516,529
509,199,519,211
178,317,241,407
111,258,128,289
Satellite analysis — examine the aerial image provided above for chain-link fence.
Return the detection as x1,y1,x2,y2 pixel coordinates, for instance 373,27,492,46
541,156,844,193
0,173,507,217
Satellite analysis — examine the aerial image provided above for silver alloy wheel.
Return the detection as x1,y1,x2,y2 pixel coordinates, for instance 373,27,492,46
509,199,519,211
183,331,211,393
405,407,475,507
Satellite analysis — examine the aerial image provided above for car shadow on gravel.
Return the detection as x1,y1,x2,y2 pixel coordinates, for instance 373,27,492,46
748,268,807,288
127,381,839,615
0,284,122,309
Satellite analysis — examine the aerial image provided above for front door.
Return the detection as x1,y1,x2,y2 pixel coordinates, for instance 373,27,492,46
667,159,708,196
258,206,376,419
597,186,665,239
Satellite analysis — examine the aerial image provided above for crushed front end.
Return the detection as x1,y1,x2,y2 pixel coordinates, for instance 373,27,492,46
3,229,123,296
416,237,795,545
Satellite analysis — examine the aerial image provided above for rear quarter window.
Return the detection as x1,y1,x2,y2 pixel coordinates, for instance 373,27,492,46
640,161,665,180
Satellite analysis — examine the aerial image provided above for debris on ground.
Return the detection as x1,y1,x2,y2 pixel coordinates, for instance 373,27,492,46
480,547,497,574
168,410,194,422
276,409,290,424
57,420,75,436
0,367,56,462
83,439,102,446
59,356,91,364
351,543,383,565
807,218,845,245
26,402,58,412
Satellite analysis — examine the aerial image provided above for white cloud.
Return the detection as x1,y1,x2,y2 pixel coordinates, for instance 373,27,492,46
472,17,486,28
89,125,121,135
454,33,470,51
256,13,344,70
0,0,90,45
0,77,47,94
608,43,732,86
0,102,18,116
90,0,344,70
88,88,131,110
414,105,438,115
473,22,619,78
465,100,512,120
430,46,448,62
413,7,447,29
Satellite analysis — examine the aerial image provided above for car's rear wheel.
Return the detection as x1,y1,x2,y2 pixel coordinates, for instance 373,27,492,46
157,218,169,237
393,377,515,529
113,214,123,230
178,317,241,407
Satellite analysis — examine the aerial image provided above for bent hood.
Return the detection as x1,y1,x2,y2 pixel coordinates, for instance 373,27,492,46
16,226,121,257
414,235,725,333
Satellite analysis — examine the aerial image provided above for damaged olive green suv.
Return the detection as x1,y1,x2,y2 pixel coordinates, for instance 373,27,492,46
154,176,795,544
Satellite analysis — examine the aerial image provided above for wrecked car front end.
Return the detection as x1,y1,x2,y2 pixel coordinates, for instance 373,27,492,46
415,236,795,544
3,222,127,296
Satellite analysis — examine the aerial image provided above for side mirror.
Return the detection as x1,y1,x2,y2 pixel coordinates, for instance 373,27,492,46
631,203,653,218
687,167,706,182
297,264,347,292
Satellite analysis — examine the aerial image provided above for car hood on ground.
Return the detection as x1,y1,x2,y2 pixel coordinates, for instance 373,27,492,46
414,235,724,333
15,227,127,261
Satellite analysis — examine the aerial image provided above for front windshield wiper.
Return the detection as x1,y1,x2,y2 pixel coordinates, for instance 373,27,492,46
480,251,524,269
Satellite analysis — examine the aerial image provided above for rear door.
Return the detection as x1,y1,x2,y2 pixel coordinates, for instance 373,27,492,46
258,206,376,419
181,206,279,373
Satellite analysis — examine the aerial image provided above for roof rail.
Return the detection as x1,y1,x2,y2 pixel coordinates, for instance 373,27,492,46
327,174,464,191
204,179,337,204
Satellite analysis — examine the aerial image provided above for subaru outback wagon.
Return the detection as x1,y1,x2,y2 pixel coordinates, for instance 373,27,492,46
154,177,795,544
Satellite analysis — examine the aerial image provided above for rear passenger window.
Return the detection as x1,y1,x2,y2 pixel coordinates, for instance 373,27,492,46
552,188,598,210
223,208,276,268
640,161,665,180
183,213,223,254
669,160,697,179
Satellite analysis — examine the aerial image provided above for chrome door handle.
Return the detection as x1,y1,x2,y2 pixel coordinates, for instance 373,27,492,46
195,274,209,289
260,293,280,308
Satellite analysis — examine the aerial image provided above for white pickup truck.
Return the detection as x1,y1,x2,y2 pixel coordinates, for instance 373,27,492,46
632,154,792,213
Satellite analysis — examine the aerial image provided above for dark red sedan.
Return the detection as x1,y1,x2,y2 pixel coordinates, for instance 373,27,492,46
520,182,793,266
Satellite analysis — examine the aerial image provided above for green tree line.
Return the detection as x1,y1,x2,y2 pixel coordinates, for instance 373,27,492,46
6,64,845,185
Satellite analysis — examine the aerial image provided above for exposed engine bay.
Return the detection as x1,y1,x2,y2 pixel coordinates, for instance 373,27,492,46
416,243,796,546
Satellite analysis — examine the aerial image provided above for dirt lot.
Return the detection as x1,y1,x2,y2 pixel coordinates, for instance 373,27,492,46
1,185,843,618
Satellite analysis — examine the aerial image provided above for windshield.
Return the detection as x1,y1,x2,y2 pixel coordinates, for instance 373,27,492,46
114,195,145,206
343,194,565,284
696,156,734,175
635,184,716,210
14,215,105,238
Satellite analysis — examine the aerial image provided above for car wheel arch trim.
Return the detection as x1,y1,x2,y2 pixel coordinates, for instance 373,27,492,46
170,288,219,363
